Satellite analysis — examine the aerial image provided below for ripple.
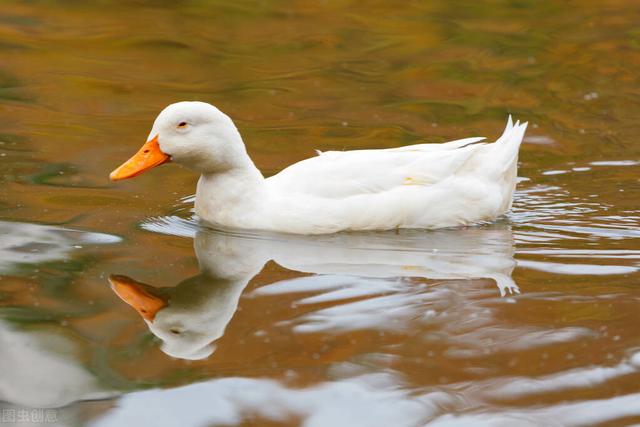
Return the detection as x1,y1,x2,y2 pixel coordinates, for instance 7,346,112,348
590,160,639,167
517,260,638,275
141,215,200,238
90,374,435,427
0,220,121,272
481,352,640,401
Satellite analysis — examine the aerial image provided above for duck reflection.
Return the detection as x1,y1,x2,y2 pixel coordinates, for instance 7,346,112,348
110,224,517,360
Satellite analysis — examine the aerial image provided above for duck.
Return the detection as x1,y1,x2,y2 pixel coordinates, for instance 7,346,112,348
110,101,527,234
108,223,517,360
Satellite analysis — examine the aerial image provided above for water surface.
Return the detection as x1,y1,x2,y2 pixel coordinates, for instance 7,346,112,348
0,1,639,426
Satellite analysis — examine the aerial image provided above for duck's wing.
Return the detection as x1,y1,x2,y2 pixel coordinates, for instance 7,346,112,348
267,139,488,199
267,118,526,200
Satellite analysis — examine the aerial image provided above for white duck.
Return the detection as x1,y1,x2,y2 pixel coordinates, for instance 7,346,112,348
110,102,527,234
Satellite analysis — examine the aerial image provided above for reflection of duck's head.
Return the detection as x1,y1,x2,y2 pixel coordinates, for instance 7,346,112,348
110,274,230,360
111,223,518,360
108,231,266,360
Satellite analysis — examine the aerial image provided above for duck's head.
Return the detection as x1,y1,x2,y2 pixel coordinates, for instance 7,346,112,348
110,101,246,180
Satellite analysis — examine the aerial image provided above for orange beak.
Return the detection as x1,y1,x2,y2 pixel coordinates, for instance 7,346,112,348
109,274,168,321
109,135,170,181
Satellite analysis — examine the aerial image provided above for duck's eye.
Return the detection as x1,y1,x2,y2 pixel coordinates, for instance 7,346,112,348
177,121,188,129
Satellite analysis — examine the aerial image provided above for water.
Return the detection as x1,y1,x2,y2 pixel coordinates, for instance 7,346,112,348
0,1,639,426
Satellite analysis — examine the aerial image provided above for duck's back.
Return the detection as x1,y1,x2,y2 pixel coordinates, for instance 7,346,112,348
264,118,527,233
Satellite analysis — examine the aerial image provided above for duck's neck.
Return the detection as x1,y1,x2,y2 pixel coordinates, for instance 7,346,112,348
194,154,266,227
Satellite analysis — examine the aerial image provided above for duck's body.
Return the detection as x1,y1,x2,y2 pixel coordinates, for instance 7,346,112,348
195,119,526,234
111,102,527,235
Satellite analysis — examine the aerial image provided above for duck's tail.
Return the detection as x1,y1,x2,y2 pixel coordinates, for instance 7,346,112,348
485,115,527,212
491,115,528,176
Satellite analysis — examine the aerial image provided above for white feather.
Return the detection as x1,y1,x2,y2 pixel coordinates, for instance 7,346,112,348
256,119,528,233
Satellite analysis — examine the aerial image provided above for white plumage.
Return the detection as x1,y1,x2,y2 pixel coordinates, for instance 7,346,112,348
112,102,527,234
265,117,527,233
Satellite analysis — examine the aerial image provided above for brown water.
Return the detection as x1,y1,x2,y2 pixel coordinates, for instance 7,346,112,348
0,1,639,426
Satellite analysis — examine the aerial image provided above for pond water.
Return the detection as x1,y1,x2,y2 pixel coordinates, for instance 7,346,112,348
0,1,639,426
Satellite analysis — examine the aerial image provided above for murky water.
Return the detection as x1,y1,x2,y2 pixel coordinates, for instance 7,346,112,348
0,1,639,426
